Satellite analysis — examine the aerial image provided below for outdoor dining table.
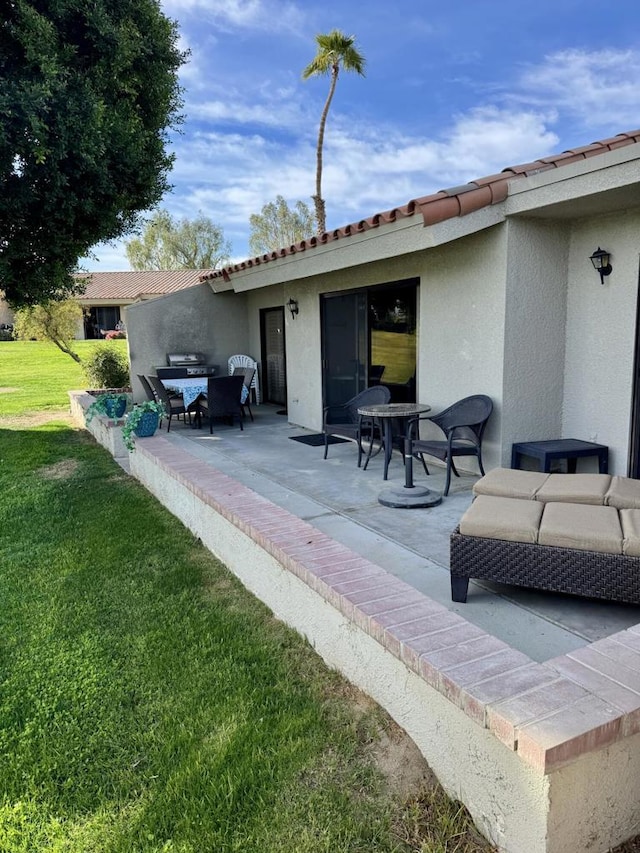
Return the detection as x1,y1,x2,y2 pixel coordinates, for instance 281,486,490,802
161,377,208,410
161,377,249,410
161,377,249,430
356,401,442,508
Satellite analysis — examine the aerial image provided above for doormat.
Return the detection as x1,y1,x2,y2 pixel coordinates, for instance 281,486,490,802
289,434,349,447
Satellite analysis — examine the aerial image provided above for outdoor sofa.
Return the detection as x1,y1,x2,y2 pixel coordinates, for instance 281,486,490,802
450,468,640,605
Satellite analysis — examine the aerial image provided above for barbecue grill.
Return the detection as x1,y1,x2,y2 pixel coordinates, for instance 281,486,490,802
155,352,218,379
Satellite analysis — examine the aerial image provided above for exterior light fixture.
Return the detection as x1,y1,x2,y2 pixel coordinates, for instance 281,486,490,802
589,247,613,284
287,297,299,319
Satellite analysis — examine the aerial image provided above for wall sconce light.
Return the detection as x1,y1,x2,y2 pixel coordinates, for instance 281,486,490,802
287,297,299,319
589,247,613,285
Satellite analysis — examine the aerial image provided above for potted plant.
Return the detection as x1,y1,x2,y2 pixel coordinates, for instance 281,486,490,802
85,391,129,422
121,400,166,451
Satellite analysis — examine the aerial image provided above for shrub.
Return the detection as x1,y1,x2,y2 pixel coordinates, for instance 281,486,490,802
83,344,130,389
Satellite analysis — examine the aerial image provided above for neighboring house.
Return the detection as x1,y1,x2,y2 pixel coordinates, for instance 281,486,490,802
0,270,208,339
75,270,209,339
126,128,640,478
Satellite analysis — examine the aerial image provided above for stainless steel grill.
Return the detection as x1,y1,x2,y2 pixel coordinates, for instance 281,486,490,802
156,353,218,378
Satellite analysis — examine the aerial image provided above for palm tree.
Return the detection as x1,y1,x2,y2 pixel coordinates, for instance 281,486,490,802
302,30,365,235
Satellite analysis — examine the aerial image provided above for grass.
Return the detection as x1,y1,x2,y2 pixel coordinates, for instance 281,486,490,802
0,340,494,852
0,339,128,416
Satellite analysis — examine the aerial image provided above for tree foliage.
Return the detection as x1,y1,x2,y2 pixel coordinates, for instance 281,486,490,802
0,0,186,307
249,196,316,256
302,30,365,234
13,300,83,362
125,209,232,270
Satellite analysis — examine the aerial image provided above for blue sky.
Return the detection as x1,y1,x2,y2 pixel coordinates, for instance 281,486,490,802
83,0,640,271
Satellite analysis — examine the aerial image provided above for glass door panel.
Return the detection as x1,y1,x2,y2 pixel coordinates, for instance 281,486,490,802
321,292,367,408
261,307,287,406
369,286,417,403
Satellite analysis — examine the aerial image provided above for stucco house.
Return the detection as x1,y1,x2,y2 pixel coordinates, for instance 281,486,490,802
127,128,640,478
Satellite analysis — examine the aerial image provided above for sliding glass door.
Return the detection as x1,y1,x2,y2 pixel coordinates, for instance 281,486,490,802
321,280,417,408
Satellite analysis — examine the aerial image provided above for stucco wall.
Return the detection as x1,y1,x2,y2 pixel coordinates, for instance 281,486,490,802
563,211,640,474
417,227,506,470
501,218,569,465
270,229,506,472
259,256,430,432
126,283,249,401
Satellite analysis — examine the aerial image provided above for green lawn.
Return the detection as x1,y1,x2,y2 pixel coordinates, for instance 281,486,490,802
0,341,492,852
0,340,128,416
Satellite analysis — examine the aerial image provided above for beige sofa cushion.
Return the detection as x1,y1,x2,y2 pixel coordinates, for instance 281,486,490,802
472,467,549,500
619,509,640,556
538,503,622,554
459,495,543,544
535,473,612,505
606,476,640,510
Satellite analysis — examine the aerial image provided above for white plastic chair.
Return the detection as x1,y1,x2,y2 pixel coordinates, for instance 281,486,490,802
228,354,260,404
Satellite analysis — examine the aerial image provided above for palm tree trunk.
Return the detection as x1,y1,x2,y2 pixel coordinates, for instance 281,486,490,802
313,66,338,235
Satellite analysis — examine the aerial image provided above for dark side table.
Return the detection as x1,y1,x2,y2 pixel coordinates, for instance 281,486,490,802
511,439,609,474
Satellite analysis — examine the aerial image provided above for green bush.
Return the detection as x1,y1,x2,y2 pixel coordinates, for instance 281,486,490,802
83,343,130,389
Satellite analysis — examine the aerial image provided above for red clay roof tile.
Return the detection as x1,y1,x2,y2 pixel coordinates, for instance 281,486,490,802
200,129,640,284
77,269,210,301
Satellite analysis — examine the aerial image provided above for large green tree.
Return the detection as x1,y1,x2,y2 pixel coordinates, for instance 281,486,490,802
302,30,365,235
248,195,316,256
0,0,185,307
125,209,232,270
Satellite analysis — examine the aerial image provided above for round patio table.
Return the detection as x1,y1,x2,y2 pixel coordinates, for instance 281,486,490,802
356,402,442,508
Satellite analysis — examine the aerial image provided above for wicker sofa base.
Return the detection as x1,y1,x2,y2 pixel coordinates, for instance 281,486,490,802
450,527,640,605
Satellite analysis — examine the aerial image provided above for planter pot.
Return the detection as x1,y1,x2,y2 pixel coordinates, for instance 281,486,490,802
104,395,127,418
134,411,160,438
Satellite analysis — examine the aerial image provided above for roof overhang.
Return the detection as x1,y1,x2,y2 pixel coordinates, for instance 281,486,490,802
208,203,506,294
506,143,640,220
76,298,136,306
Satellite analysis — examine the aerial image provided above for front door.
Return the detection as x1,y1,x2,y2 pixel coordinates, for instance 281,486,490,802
260,307,287,406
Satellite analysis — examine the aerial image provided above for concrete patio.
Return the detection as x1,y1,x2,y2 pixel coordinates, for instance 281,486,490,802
158,403,640,664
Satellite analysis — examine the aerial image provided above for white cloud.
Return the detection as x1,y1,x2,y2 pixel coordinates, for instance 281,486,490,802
512,48,640,130
84,43,640,269
161,0,305,34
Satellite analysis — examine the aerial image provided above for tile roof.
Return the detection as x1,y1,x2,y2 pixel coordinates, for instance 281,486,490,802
200,129,640,284
76,269,209,301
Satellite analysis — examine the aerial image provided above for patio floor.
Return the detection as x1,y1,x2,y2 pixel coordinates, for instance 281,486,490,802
156,404,640,664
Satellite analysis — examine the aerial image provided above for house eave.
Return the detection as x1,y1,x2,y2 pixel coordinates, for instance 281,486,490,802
505,142,640,220
208,204,506,294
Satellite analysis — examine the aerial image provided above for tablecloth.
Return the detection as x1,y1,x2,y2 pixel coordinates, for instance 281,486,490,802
161,378,248,410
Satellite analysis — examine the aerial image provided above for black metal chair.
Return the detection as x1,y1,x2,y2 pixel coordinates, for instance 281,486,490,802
322,385,391,465
148,375,191,431
138,374,156,402
198,375,245,433
408,394,493,496
233,366,256,422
